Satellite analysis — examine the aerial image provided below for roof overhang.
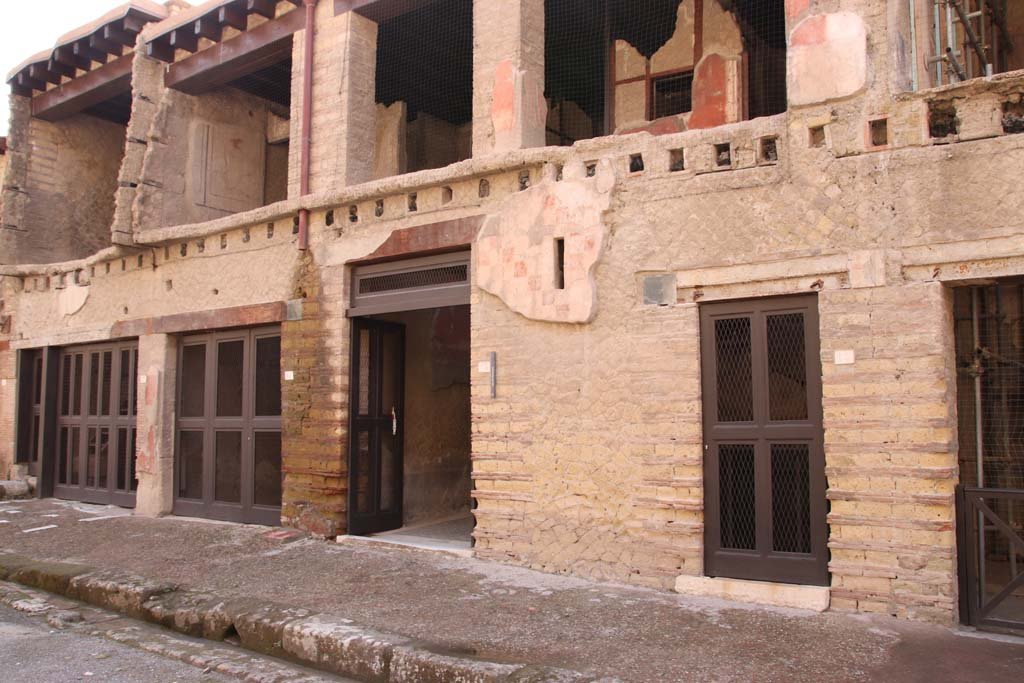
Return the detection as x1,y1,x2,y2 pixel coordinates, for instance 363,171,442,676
145,0,302,63
6,2,167,99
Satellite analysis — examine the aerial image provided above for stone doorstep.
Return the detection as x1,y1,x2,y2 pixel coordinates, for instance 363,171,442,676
0,553,604,683
674,575,831,612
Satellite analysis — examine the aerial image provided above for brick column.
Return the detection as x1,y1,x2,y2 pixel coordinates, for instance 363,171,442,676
819,282,959,624
134,334,177,517
290,4,378,195
472,0,546,157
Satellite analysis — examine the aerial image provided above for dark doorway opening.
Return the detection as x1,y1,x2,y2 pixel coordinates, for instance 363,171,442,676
699,295,828,586
348,304,473,551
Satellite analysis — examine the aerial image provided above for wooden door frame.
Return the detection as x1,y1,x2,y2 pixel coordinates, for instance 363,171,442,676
699,294,829,586
347,317,406,536
53,340,139,508
173,326,282,525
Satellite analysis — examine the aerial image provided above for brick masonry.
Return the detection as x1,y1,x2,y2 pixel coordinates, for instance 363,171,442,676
0,0,1023,628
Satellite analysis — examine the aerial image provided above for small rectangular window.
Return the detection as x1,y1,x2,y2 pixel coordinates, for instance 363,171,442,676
555,238,566,290
651,72,694,120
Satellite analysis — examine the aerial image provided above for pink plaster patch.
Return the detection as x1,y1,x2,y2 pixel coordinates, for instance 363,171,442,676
514,261,527,277
491,59,516,133
689,54,729,130
785,0,810,23
790,14,827,46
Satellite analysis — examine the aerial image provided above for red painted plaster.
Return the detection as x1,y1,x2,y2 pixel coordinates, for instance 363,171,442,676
688,54,729,130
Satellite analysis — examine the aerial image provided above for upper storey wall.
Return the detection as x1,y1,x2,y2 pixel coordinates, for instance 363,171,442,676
0,96,126,265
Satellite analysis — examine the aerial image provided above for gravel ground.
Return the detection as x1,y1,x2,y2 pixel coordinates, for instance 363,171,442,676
1,498,1022,682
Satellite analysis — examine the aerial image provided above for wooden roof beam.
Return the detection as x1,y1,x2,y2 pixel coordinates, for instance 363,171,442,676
31,54,134,122
74,41,108,65
165,9,303,94
89,33,124,57
169,28,199,54
53,45,92,71
219,4,249,31
247,0,278,19
195,16,224,42
28,64,62,86
103,24,137,48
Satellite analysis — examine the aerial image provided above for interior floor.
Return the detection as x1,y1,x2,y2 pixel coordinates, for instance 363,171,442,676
368,513,474,555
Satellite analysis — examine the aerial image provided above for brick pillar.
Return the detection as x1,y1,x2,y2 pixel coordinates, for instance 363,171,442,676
819,282,959,624
280,256,349,536
472,0,547,157
134,333,177,517
290,5,378,195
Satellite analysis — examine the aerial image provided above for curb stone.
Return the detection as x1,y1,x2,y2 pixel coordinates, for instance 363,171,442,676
0,553,610,683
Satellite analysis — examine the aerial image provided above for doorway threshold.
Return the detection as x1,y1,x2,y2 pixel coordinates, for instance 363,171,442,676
341,514,474,557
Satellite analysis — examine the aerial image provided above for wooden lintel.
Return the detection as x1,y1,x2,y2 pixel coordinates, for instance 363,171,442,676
31,53,134,122
110,301,287,338
166,9,304,95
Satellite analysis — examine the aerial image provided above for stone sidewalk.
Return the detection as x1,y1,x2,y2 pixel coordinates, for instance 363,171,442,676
0,498,1022,682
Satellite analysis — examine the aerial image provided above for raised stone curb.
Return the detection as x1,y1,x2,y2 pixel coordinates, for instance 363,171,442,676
0,553,605,683
0,480,32,500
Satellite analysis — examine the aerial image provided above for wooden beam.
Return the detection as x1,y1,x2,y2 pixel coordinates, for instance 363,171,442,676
169,28,199,53
74,41,108,64
219,4,249,31
16,72,46,93
29,64,62,86
47,59,77,79
54,45,91,71
31,53,133,122
110,301,287,337
89,33,124,57
195,16,223,42
104,24,137,48
166,9,304,94
123,14,148,34
247,0,277,19
146,39,176,63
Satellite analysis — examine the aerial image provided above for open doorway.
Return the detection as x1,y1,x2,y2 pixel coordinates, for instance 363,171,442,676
348,257,473,552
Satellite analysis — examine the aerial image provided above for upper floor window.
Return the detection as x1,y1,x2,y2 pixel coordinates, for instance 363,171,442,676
545,0,786,145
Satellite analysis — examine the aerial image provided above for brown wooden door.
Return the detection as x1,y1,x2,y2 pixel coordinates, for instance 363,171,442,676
53,342,139,508
174,327,282,525
700,295,828,586
349,319,405,535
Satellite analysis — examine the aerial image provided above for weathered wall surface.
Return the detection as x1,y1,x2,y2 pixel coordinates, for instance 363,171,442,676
133,82,273,234
0,105,125,264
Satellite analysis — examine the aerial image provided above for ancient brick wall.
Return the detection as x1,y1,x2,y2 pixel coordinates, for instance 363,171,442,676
0,99,125,264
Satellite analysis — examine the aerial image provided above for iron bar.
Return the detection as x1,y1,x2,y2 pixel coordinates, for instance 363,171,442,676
972,287,987,600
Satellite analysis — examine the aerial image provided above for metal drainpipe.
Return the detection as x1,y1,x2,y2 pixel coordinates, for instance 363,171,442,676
298,0,318,251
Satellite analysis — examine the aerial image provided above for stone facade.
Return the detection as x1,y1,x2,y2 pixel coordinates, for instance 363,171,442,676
1,0,1023,628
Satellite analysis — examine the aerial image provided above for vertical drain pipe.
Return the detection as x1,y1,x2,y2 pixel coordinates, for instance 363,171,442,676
297,0,318,251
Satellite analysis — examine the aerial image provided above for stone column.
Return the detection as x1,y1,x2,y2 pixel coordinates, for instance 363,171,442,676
134,333,177,517
289,4,378,195
472,0,547,157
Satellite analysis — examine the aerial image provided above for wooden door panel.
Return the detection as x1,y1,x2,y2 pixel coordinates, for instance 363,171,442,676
701,295,827,586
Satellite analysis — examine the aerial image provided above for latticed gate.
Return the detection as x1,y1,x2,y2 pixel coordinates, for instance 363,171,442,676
954,284,1024,633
